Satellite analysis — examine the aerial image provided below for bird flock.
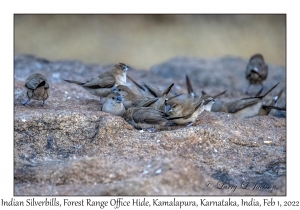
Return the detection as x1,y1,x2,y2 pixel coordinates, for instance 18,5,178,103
21,54,285,132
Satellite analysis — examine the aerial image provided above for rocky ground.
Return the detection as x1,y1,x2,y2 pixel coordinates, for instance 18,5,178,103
14,54,286,195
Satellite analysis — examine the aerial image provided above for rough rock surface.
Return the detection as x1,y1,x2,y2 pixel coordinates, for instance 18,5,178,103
14,54,286,195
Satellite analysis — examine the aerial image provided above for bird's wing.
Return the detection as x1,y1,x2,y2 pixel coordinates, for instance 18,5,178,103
259,64,268,80
227,99,260,113
83,75,115,88
133,108,166,124
134,98,158,107
26,75,45,90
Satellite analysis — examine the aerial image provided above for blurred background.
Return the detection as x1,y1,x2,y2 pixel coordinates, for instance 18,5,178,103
14,14,286,69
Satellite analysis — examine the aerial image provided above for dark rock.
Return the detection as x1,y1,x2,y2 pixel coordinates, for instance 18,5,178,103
14,54,286,195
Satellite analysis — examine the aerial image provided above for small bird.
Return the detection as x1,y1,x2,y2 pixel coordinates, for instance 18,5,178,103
64,63,129,98
22,73,49,106
245,54,268,94
122,106,168,132
165,96,205,126
217,83,279,118
166,90,226,126
102,93,125,116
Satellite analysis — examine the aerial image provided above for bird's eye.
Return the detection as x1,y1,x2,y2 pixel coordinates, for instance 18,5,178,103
118,89,121,91
112,97,115,100
173,105,177,108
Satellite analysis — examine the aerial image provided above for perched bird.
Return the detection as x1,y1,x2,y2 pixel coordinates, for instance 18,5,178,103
122,107,168,132
217,83,279,118
245,54,268,94
102,93,125,116
22,73,49,106
258,89,284,116
165,96,205,126
64,63,129,98
112,85,146,109
166,90,226,126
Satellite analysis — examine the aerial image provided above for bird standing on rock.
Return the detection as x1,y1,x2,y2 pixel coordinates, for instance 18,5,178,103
245,54,268,94
165,89,226,126
64,63,130,99
22,73,49,106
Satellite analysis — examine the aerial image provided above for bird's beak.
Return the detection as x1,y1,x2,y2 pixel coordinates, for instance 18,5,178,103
116,96,123,103
165,104,172,112
124,65,130,71
251,67,259,73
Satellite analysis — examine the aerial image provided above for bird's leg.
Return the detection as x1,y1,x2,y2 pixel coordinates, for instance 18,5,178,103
166,121,175,126
186,122,194,127
245,84,251,95
147,127,156,133
99,97,105,106
22,98,31,106
42,100,45,106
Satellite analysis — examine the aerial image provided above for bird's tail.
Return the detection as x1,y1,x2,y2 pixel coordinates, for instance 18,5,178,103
274,89,284,105
186,75,195,97
211,90,227,99
126,75,146,91
262,105,286,111
162,83,174,97
63,79,84,86
241,83,279,100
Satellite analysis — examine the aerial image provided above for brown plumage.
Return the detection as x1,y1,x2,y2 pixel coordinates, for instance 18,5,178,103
64,63,129,98
165,96,205,126
218,83,279,118
22,73,49,106
245,54,268,94
165,90,226,125
122,107,168,132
